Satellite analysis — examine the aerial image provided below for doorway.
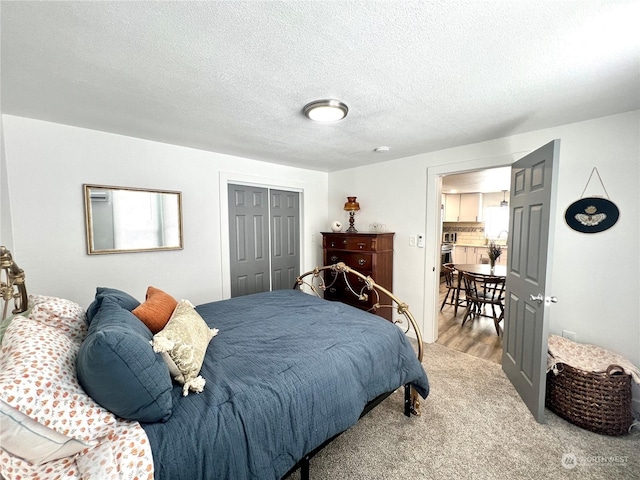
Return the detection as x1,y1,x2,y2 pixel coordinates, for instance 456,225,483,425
435,168,510,363
422,152,528,349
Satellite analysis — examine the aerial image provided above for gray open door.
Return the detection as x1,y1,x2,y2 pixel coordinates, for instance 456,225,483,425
502,140,560,423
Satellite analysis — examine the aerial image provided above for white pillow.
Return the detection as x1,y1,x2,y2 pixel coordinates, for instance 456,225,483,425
0,400,92,465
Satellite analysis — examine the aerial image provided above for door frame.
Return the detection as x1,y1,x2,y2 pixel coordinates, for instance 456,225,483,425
219,172,305,299
422,151,530,343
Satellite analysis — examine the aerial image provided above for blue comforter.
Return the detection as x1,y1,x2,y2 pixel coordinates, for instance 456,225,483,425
142,289,429,479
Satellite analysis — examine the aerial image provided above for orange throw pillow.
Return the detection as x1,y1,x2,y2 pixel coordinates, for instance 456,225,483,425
132,286,178,334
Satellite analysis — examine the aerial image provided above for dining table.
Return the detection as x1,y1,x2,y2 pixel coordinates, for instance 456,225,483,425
452,263,507,316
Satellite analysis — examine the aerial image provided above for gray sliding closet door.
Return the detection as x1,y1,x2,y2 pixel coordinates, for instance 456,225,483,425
228,185,270,297
270,189,300,290
228,185,300,297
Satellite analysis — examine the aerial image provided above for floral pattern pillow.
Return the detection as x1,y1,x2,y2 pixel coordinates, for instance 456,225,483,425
0,299,116,443
0,295,153,479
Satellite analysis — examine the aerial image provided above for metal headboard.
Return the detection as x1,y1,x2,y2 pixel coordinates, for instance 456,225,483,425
1,246,28,321
294,262,425,416
294,262,423,363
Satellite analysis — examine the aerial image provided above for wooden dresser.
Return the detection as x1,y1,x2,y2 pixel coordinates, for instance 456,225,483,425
321,232,394,321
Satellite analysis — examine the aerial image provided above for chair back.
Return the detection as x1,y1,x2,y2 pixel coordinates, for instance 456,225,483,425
462,272,505,304
442,264,456,288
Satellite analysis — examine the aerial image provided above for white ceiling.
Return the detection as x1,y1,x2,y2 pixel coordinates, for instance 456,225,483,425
2,1,638,172
442,167,511,194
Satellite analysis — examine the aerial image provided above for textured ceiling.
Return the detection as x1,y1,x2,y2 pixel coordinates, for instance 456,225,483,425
442,167,511,194
2,1,639,172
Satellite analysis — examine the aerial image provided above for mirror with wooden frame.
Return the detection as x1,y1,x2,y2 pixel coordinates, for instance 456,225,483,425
84,184,183,255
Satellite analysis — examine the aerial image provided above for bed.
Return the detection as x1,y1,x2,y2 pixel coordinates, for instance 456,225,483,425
0,246,429,479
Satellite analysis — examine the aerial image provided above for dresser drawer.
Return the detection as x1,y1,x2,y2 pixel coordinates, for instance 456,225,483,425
325,250,373,270
323,236,375,251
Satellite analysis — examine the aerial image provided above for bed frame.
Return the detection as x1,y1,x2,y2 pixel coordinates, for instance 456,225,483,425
0,248,424,480
0,246,28,322
290,262,424,479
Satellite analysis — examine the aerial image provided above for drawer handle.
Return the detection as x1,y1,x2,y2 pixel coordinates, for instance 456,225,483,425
342,240,347,244
330,255,339,262
357,242,366,249
329,287,336,294
358,258,366,266
330,242,336,247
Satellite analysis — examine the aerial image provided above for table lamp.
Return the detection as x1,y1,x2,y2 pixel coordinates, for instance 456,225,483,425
344,196,360,233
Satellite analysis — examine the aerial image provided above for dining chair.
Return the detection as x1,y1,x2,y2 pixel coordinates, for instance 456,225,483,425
440,264,458,311
461,272,506,335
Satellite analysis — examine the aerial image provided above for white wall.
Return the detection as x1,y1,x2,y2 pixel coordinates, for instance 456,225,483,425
2,115,328,308
329,111,640,367
1,116,14,251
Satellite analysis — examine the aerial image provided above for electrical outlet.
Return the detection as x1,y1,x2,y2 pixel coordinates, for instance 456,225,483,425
562,330,576,341
409,235,417,246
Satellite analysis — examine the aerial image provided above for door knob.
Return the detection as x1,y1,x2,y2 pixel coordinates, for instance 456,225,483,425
529,294,544,304
530,294,558,305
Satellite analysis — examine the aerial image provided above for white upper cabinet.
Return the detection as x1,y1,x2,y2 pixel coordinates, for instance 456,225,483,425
445,193,483,222
459,193,482,222
444,194,461,222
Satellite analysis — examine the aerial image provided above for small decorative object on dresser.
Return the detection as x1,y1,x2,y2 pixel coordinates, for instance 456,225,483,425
330,220,343,232
322,231,394,321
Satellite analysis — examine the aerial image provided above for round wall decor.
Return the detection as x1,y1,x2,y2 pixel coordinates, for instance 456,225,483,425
564,197,619,233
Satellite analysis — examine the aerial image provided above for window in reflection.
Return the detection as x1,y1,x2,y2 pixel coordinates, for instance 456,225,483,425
84,185,183,254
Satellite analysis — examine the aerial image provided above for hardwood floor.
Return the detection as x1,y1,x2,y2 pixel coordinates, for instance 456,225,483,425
435,275,502,364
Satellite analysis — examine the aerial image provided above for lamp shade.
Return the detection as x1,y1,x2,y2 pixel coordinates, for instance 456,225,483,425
343,196,360,212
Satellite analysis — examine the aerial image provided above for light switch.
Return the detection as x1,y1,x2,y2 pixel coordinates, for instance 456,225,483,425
409,235,417,246
417,234,425,248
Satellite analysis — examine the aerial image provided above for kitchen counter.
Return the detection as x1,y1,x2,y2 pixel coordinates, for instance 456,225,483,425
451,243,508,266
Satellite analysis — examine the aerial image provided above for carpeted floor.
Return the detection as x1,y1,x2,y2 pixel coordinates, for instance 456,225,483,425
288,343,640,479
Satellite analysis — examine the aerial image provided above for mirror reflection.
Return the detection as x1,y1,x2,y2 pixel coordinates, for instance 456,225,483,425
84,184,183,254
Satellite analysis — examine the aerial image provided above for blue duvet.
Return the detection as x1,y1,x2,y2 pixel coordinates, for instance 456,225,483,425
142,289,429,479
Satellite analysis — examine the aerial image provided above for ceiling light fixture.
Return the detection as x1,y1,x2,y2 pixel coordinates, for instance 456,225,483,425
374,146,390,153
501,190,509,207
303,99,348,122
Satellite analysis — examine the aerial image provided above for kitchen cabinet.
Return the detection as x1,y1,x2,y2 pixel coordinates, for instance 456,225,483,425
459,193,483,222
454,245,482,264
321,232,394,321
454,245,508,266
444,194,460,222
444,193,483,222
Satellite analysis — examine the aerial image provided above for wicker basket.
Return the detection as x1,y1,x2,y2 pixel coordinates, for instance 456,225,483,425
546,363,633,436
